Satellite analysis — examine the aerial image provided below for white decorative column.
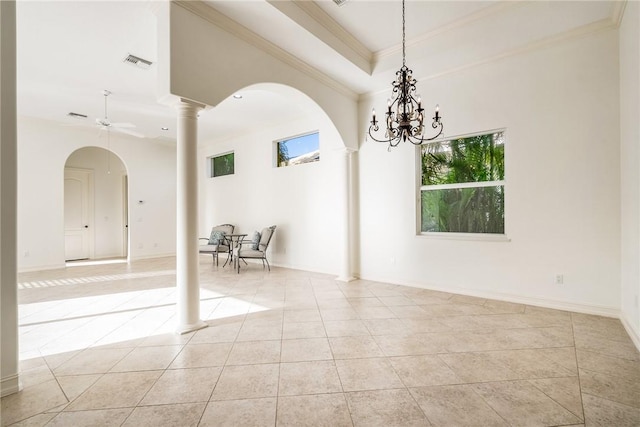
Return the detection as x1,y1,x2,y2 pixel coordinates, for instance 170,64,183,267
175,99,207,334
0,0,20,397
337,148,356,282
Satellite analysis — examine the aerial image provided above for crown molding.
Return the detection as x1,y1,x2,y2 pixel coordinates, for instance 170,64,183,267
174,1,358,101
421,17,618,82
611,0,627,27
373,1,524,67
360,16,618,102
270,0,372,73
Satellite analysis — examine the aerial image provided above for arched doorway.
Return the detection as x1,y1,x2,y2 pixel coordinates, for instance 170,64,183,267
64,147,128,262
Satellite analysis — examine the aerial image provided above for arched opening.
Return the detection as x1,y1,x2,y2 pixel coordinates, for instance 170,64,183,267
199,83,348,149
64,146,129,263
198,82,352,276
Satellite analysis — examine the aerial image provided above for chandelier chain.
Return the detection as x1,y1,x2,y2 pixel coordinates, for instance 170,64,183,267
402,0,406,67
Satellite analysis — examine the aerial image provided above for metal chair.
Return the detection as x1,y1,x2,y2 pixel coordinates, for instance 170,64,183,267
235,225,276,273
199,223,234,266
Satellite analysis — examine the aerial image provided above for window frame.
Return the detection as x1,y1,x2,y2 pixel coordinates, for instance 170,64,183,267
415,128,508,241
273,131,320,168
208,151,235,178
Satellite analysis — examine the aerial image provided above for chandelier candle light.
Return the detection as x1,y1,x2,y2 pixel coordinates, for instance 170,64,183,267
368,0,443,148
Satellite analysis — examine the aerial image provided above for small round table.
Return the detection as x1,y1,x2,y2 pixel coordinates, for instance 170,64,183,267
222,234,247,268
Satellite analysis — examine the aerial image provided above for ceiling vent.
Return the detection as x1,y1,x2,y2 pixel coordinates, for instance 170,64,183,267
67,112,88,119
332,0,349,6
123,54,153,70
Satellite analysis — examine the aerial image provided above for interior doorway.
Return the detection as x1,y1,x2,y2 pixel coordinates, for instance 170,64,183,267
122,175,129,258
64,168,93,261
64,147,129,262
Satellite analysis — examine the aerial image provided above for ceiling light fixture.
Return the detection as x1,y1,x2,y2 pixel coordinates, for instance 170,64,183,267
161,127,169,131
368,0,443,149
233,94,243,99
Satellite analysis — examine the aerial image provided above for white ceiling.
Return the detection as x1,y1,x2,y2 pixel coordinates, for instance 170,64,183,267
16,0,620,144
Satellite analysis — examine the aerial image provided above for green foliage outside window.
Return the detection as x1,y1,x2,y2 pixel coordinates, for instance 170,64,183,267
212,152,234,177
277,142,289,167
421,132,505,234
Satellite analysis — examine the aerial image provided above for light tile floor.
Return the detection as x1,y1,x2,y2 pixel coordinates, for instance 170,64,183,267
2,257,639,426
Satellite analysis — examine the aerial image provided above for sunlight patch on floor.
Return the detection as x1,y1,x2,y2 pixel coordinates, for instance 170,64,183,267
18,285,270,361
18,269,176,290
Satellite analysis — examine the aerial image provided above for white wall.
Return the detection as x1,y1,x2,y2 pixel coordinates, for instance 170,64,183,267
157,2,359,149
619,0,640,344
65,147,127,259
358,28,621,315
17,116,177,271
199,114,343,274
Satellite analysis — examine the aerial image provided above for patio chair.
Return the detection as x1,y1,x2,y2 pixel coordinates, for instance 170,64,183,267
199,223,234,265
236,225,276,273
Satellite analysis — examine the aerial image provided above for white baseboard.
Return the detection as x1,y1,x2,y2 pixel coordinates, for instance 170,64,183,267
1,373,21,397
19,254,178,273
130,252,176,261
336,275,358,282
18,263,65,274
269,261,334,276
250,260,362,283
620,314,640,352
358,274,620,318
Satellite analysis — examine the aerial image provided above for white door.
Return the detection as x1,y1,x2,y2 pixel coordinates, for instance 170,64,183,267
64,168,93,261
122,175,129,257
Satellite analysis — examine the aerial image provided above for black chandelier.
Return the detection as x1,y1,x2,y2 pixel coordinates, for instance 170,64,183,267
368,0,443,148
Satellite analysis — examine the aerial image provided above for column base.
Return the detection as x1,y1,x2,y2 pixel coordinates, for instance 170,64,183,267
336,275,357,283
176,319,208,335
1,373,21,397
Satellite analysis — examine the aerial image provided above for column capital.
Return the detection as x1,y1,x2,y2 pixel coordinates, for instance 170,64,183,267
336,147,357,156
176,98,206,119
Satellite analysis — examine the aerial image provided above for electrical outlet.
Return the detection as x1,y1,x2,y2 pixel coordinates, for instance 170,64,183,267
555,274,564,285
23,250,29,257
390,256,396,264
138,243,143,249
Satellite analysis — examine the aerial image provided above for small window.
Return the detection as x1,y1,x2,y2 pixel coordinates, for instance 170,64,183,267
420,131,505,234
276,132,319,168
210,152,234,178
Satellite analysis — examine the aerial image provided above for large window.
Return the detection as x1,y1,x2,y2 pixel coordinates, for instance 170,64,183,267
210,152,234,178
276,132,319,168
420,131,505,234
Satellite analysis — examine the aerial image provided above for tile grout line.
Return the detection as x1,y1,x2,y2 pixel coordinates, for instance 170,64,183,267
570,312,588,424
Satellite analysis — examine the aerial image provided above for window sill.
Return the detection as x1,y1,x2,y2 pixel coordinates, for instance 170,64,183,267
417,232,511,242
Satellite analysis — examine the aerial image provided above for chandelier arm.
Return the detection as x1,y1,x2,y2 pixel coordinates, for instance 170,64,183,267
407,124,444,145
368,125,401,144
